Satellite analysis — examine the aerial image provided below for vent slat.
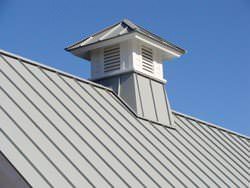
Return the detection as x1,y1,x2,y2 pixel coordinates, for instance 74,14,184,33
104,66,120,72
104,56,120,62
142,62,154,69
104,48,120,54
141,47,154,74
142,61,154,67
104,46,119,51
104,50,120,57
142,53,153,60
142,66,153,73
104,60,120,66
142,56,153,62
104,63,120,69
104,53,120,60
142,47,152,54
104,45,120,73
142,57,153,63
142,51,153,58
142,64,153,70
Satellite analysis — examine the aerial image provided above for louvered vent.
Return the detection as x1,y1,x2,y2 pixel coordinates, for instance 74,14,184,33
141,47,154,73
104,45,120,73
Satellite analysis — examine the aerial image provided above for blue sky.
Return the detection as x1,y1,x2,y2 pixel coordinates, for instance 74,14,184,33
1,0,249,136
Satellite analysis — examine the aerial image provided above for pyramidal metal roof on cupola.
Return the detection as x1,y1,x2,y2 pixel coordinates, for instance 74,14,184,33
1,19,250,188
65,19,185,54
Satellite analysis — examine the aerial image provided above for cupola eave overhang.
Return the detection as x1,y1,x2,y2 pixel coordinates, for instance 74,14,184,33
65,32,185,61
65,19,186,61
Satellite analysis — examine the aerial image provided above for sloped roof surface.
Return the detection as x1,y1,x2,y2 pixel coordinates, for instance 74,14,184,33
0,50,249,188
65,19,185,54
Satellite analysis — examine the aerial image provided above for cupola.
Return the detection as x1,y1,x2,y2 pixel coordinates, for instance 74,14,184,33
65,19,185,127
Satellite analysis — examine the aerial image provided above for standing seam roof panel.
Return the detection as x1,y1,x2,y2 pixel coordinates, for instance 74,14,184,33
1,50,249,188
0,57,96,187
23,64,137,187
64,78,163,187
0,113,51,188
99,91,212,187
175,116,249,187
178,117,248,186
188,118,249,176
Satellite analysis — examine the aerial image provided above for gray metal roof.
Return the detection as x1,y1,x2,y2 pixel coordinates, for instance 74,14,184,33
96,73,174,127
0,50,249,187
65,19,186,55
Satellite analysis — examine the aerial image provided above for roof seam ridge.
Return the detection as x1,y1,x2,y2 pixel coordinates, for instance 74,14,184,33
172,110,250,140
0,49,113,92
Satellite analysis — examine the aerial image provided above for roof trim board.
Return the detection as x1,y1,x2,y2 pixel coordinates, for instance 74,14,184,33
1,49,249,141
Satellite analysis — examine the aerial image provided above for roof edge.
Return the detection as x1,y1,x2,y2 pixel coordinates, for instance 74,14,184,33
172,110,250,140
0,49,113,93
65,19,186,55
65,21,122,51
0,151,32,187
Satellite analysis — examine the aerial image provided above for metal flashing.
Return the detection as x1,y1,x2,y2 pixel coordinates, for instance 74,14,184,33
92,69,167,84
94,72,173,127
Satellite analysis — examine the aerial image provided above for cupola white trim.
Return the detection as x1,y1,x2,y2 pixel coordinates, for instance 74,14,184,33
89,39,167,82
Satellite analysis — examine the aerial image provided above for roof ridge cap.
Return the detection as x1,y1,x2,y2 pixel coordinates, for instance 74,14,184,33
121,19,138,30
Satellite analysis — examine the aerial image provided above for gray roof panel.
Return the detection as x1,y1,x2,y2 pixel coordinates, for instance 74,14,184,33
0,50,249,187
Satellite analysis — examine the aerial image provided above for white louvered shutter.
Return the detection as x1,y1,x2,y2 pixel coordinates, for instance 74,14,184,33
103,45,120,73
141,46,154,74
